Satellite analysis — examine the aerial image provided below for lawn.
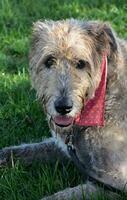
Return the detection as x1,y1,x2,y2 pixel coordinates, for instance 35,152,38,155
0,0,127,199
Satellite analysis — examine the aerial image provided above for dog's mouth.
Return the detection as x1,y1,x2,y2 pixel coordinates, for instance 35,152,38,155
53,115,74,127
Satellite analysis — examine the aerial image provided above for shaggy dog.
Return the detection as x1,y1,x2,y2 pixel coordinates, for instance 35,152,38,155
1,19,127,199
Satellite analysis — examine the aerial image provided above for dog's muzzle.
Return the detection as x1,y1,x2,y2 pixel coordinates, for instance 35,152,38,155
53,97,74,127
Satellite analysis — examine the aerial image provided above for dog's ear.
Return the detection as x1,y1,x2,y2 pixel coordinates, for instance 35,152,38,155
29,20,53,63
29,21,52,70
31,20,52,45
85,21,117,57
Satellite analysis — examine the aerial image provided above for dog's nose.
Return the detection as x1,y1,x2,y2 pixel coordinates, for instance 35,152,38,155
54,97,73,115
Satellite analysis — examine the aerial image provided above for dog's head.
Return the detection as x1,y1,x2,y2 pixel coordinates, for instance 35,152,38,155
29,19,117,131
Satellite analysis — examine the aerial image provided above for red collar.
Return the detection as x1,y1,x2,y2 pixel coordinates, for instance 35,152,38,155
75,54,107,127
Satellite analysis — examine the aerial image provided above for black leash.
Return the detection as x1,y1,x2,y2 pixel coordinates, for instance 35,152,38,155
67,143,126,196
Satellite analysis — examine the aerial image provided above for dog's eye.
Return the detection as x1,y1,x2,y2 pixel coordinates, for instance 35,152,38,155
76,60,88,69
44,56,55,68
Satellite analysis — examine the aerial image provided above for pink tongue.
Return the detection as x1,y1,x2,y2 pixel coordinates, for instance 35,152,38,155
54,116,73,126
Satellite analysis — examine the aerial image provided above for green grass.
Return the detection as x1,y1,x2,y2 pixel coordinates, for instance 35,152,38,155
0,0,127,199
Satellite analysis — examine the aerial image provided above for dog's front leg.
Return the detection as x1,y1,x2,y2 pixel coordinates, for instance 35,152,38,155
0,138,69,166
41,181,119,200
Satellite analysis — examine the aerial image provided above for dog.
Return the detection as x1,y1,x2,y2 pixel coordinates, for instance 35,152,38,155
1,19,127,199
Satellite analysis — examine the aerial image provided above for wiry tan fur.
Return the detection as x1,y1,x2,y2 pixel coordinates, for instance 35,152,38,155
29,20,105,121
1,19,127,199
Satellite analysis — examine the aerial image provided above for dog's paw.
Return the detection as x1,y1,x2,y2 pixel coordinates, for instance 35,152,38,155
0,148,12,167
0,150,7,167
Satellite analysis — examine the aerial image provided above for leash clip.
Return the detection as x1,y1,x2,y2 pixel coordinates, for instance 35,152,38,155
65,133,74,150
